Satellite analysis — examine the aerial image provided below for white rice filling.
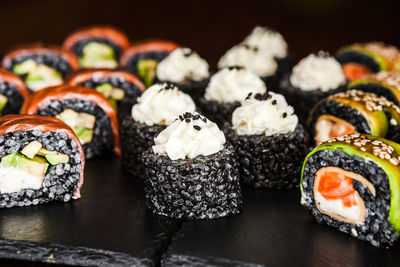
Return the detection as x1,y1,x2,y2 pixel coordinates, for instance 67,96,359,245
0,166,43,193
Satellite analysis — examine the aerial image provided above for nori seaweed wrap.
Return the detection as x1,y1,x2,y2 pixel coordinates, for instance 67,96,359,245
301,134,400,247
143,112,242,219
66,69,146,116
349,71,400,105
120,39,179,87
0,114,85,208
1,45,79,92
336,42,400,81
309,90,400,146
0,69,30,115
225,92,308,188
63,26,129,69
20,85,120,159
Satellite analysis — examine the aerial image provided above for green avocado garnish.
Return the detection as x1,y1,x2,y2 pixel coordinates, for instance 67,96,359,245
1,152,49,179
79,42,117,68
0,94,8,116
73,127,93,145
137,59,158,87
95,83,125,110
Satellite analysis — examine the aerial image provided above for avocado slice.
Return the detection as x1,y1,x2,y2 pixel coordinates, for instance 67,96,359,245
79,42,117,68
111,88,125,101
0,94,8,116
74,127,93,145
137,59,158,87
37,148,69,165
13,59,37,75
21,141,43,159
1,152,48,179
96,83,113,98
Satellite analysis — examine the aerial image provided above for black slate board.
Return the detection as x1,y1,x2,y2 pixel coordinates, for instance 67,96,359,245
163,187,400,267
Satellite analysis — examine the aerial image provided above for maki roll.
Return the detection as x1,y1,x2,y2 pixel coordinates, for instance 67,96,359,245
198,66,267,126
0,114,84,208
309,90,400,146
142,112,242,219
120,39,179,87
120,82,196,176
0,69,30,115
301,134,400,247
63,26,129,69
336,42,400,81
155,47,210,102
279,52,347,124
66,69,146,114
20,85,120,159
349,71,400,105
1,45,79,92
225,92,307,188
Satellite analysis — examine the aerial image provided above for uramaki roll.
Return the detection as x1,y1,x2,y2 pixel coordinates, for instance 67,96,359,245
63,26,129,69
1,45,79,92
21,85,120,159
0,114,84,207
0,69,30,115
120,39,179,87
301,134,400,247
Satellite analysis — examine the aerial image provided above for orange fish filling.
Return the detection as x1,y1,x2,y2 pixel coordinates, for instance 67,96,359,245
329,121,356,138
318,171,357,207
342,63,371,81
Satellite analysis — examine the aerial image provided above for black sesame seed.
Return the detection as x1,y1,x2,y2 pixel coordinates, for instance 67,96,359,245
185,119,191,123
283,112,287,118
272,100,277,105
227,65,244,71
193,125,201,131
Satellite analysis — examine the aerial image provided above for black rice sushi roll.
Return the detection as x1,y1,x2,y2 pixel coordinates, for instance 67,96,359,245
120,39,179,87
309,90,400,146
336,42,400,82
197,66,267,127
66,69,146,115
142,112,242,219
349,71,400,105
155,47,210,102
121,82,196,176
0,69,30,115
21,85,120,159
301,133,400,247
1,45,79,92
0,114,85,207
279,51,347,124
225,92,307,189
63,26,129,69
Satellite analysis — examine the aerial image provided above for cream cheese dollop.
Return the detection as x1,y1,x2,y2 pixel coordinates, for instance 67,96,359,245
204,66,267,103
242,26,288,58
290,52,346,91
232,92,298,136
156,48,210,84
131,83,196,126
152,112,226,160
218,44,277,77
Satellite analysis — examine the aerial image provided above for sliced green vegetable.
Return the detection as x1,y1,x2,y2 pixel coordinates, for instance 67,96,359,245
0,94,8,116
79,42,117,68
1,152,49,179
21,141,43,159
137,59,158,87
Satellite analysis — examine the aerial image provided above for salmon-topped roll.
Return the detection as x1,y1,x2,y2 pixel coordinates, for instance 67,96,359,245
0,114,85,208
0,69,30,115
301,134,400,247
21,85,120,159
1,45,79,92
63,26,129,69
120,39,179,87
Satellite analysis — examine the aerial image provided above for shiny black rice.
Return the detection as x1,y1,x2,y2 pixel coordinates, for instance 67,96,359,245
142,146,242,219
196,97,240,127
336,51,381,73
301,149,396,248
35,99,114,159
0,130,83,208
69,37,123,61
349,83,399,105
0,81,24,115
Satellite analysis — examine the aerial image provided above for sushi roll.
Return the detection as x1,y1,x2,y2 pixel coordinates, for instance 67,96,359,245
155,47,210,102
349,71,400,105
197,66,267,126
63,26,129,69
225,92,308,189
120,39,179,87
301,134,400,247
120,82,196,176
142,112,242,219
0,114,84,208
20,85,120,159
66,69,146,114
309,90,400,146
336,42,400,81
279,52,347,124
0,69,30,115
1,45,79,92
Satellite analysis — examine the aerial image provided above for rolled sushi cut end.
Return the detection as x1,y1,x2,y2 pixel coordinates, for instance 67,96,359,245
301,134,400,247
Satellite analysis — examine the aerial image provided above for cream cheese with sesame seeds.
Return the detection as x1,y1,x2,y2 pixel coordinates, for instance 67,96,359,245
232,92,298,136
131,83,196,126
242,26,288,58
204,67,267,103
156,48,210,84
152,112,226,160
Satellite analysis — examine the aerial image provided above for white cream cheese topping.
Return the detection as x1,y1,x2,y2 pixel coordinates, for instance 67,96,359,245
242,26,288,58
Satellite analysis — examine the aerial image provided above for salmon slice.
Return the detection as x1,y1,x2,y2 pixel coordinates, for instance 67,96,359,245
342,63,371,81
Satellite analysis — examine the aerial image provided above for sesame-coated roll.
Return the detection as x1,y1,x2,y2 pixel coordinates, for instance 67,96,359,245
301,134,400,247
0,114,85,208
21,85,120,159
0,69,30,115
